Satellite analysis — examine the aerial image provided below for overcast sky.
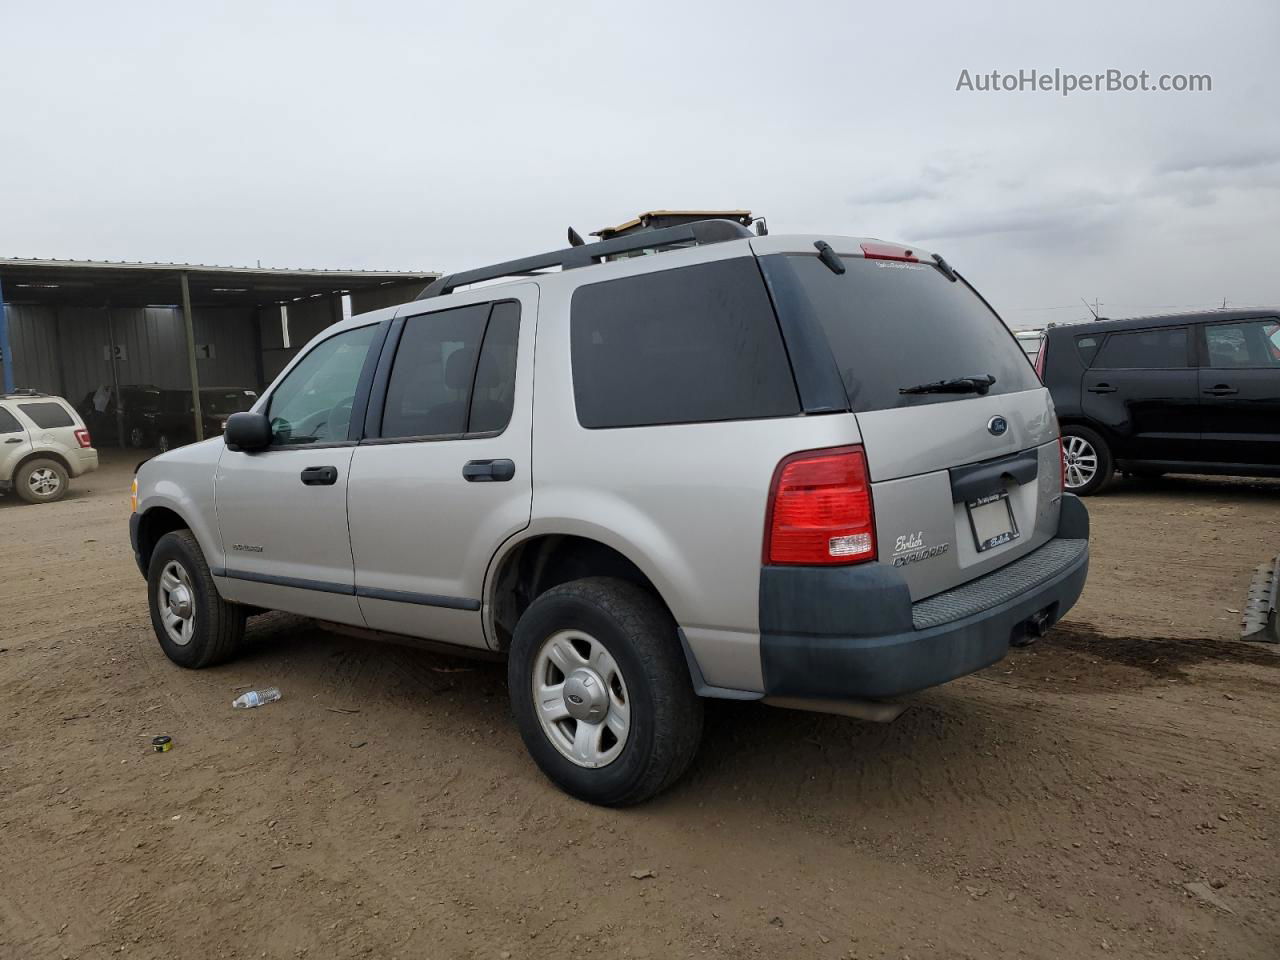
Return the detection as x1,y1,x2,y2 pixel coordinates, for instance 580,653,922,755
3,0,1277,328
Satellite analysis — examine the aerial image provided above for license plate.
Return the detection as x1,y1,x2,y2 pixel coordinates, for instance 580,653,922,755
966,491,1019,552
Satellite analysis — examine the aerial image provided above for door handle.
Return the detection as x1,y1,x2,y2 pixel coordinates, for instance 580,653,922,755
300,465,339,486
1202,385,1238,396
1087,383,1117,394
3,437,21,444
462,459,516,482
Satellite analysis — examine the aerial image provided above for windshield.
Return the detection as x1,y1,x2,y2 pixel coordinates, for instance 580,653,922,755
202,390,258,415
767,254,1040,413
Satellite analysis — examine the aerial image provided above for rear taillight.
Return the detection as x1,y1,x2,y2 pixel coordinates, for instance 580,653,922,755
1057,436,1066,491
74,428,92,448
860,241,919,263
1034,339,1046,380
764,445,876,565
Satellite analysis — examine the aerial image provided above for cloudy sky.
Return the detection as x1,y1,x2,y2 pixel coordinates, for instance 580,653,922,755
3,0,1277,328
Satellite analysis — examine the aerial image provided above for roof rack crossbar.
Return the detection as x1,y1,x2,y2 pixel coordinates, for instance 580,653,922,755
415,219,753,300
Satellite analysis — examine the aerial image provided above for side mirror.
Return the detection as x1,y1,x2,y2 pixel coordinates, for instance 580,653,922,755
224,411,272,452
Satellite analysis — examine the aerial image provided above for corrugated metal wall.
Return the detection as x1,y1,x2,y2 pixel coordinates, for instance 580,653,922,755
5,305,262,403
5,304,62,393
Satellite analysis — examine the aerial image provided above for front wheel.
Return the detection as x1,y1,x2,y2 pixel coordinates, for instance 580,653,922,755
157,433,172,454
1061,426,1113,496
508,577,703,806
147,530,245,668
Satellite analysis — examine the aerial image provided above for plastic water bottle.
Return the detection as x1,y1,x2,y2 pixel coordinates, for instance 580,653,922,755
232,687,281,709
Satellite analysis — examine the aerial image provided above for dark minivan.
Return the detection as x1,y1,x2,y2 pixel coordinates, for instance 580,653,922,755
1038,309,1280,494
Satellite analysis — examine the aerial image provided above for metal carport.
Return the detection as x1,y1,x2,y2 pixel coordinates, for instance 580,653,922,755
0,259,438,445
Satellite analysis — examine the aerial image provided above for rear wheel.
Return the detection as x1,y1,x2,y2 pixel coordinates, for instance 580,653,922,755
15,458,69,504
508,577,703,806
157,433,172,453
147,530,245,668
1061,426,1113,496
128,425,148,448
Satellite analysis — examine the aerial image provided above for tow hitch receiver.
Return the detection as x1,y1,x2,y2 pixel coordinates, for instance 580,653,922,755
1011,606,1055,648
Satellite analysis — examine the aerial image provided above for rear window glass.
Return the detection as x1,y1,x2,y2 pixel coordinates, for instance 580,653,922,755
0,407,23,434
1094,328,1188,369
768,255,1040,412
1075,335,1102,365
1203,319,1280,368
570,258,800,429
382,303,490,439
19,401,75,429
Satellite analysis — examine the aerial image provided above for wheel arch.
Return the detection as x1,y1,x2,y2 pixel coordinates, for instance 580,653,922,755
485,532,676,653
134,505,192,573
15,449,74,479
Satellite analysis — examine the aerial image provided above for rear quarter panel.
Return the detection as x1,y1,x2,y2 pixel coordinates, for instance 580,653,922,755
521,255,864,693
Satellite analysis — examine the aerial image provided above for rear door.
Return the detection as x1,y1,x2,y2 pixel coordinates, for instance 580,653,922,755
0,405,31,480
347,287,535,649
1197,316,1280,466
1081,326,1199,462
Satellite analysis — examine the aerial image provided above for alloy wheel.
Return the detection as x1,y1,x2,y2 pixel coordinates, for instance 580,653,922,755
157,560,196,646
1062,434,1099,491
532,629,631,769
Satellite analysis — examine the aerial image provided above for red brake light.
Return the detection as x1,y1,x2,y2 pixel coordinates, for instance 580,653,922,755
1034,338,1047,379
860,241,919,263
74,428,92,448
764,445,876,565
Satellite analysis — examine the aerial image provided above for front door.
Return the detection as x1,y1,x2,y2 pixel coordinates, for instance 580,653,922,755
347,287,536,649
1197,316,1280,467
214,322,384,626
1081,325,1199,462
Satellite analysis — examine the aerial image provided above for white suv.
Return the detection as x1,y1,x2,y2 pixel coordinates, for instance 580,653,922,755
131,220,1089,805
0,392,99,504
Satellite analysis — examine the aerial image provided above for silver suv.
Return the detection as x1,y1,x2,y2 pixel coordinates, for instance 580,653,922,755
130,221,1089,805
1,392,98,504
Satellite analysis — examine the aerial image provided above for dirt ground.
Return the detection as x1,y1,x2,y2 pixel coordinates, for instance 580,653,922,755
2,452,1277,959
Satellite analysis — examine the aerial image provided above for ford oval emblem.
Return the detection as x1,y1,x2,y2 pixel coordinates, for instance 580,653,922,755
987,416,1009,437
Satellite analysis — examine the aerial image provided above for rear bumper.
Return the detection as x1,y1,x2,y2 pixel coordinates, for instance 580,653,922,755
70,448,99,476
758,495,1089,701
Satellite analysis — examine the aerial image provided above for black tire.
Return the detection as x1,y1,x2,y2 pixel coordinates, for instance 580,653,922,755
14,457,70,504
147,530,245,668
128,425,149,449
508,577,703,806
1061,425,1113,496
157,433,172,454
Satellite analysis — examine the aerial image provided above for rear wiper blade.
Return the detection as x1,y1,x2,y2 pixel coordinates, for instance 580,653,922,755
899,374,997,396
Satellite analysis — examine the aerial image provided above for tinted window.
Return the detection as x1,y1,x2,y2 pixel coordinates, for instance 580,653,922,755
19,402,75,429
1203,319,1280,369
0,407,23,434
468,301,520,434
772,255,1039,412
381,304,489,438
1075,335,1101,365
570,258,800,429
268,324,378,444
1093,328,1188,369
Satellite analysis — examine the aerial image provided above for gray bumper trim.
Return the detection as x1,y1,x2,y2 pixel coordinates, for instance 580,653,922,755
912,538,1088,630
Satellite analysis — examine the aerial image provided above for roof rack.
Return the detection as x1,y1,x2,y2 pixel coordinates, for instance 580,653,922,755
416,218,753,300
